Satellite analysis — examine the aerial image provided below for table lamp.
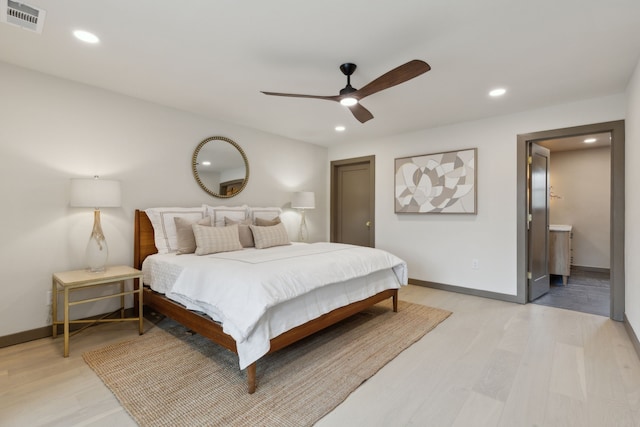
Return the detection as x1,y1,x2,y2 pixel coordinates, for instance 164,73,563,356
291,191,315,241
70,176,121,272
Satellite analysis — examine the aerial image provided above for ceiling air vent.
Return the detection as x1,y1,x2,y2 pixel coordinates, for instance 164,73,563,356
0,0,46,33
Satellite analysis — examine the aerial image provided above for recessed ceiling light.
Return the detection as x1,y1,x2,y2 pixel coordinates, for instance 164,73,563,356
335,126,346,132
73,30,100,44
489,88,506,97
584,138,596,144
202,161,211,166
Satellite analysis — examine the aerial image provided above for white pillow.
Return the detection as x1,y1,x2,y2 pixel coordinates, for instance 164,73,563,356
193,223,243,255
250,222,291,249
249,207,282,224
203,204,249,227
145,207,206,254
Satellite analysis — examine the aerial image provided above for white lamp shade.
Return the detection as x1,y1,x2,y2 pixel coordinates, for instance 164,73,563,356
291,191,315,209
70,178,121,208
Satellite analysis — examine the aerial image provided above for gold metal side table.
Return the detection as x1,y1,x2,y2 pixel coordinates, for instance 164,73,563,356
52,265,144,357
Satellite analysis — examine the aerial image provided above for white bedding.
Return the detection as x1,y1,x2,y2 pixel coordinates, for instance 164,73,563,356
142,242,407,369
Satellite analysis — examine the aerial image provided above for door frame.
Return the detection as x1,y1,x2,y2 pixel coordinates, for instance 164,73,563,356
516,120,625,320
330,155,375,246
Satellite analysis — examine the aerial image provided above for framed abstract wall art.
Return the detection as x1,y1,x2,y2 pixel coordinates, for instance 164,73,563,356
395,148,477,214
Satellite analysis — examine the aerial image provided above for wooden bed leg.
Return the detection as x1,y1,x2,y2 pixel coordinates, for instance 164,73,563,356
247,363,257,394
393,290,398,312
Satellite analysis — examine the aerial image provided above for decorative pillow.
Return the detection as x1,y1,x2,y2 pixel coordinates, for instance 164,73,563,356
255,216,281,227
203,204,248,227
250,222,291,249
193,223,243,255
145,207,206,254
249,207,282,224
224,217,254,248
174,216,212,254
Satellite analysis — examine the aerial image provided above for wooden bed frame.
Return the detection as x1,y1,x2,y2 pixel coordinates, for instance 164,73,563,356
133,209,398,393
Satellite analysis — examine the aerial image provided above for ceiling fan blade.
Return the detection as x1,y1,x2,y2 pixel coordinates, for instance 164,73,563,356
348,103,374,123
262,90,372,122
261,91,339,102
353,60,431,100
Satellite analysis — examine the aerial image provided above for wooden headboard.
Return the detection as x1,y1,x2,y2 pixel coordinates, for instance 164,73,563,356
134,210,158,270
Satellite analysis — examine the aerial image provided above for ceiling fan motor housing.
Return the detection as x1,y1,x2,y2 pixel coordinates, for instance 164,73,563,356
339,63,357,76
339,63,358,96
340,85,356,96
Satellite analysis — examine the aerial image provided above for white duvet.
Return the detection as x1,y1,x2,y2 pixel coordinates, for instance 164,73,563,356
143,242,407,369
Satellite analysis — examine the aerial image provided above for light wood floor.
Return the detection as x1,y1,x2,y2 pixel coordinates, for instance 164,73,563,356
1,285,639,426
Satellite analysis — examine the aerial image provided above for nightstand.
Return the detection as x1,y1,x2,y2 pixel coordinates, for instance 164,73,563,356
52,265,144,357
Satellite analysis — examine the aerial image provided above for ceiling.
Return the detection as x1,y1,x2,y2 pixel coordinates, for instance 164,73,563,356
1,0,639,147
537,133,611,152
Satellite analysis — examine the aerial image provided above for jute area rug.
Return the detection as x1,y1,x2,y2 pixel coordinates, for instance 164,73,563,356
83,300,451,427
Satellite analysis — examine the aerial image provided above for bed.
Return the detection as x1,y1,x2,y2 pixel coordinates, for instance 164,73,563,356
133,208,406,393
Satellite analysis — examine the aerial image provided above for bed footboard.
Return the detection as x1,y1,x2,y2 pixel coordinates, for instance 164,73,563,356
143,285,397,393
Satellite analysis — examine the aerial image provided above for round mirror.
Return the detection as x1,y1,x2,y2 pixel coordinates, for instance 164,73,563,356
192,136,249,198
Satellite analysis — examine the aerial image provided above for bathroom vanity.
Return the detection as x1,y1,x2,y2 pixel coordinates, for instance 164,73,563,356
549,224,572,285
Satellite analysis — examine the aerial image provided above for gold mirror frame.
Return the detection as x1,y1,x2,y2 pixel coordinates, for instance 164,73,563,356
192,136,249,198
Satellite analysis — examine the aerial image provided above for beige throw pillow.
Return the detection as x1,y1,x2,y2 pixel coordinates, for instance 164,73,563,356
193,223,243,255
174,216,212,254
255,216,281,226
249,207,282,224
224,217,254,248
250,222,291,249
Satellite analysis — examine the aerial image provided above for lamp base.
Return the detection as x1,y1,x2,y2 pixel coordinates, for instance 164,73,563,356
86,209,109,272
298,210,308,242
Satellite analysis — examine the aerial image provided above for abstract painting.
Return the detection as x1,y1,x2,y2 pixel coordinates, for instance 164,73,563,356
395,148,477,213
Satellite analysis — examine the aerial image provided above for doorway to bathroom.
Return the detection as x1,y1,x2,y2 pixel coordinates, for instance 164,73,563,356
516,120,625,321
531,133,611,317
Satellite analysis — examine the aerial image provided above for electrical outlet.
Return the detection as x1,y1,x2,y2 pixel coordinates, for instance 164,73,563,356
46,290,52,306
471,259,479,270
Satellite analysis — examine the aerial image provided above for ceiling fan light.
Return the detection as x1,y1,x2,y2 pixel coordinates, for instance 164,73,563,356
340,97,358,107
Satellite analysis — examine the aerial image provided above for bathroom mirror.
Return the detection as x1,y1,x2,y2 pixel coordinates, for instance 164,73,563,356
192,136,249,198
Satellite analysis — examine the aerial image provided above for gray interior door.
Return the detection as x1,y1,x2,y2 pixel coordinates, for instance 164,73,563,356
528,142,551,301
330,156,375,247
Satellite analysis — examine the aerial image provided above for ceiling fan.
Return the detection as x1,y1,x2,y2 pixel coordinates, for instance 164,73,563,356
261,60,431,123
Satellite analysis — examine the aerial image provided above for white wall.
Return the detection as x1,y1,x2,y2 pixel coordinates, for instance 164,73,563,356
549,147,610,269
2,55,637,339
329,95,625,296
0,62,328,337
625,58,640,336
